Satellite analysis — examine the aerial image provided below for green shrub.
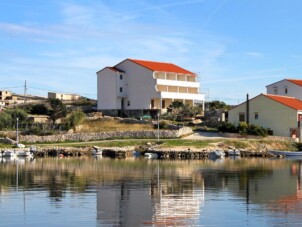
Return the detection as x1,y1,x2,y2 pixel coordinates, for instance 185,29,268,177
238,122,248,135
217,122,238,133
218,122,268,137
66,110,85,129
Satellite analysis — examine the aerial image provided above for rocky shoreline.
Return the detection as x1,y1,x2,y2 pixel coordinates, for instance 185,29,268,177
13,144,273,159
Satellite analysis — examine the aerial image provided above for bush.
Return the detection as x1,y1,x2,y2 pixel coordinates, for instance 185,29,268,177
238,122,248,135
218,122,268,137
218,122,238,133
246,124,268,137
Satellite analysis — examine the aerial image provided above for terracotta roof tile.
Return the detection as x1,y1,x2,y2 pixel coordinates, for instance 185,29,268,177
264,94,302,110
128,59,195,75
287,79,302,87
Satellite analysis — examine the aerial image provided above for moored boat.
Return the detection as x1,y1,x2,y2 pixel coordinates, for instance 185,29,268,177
16,150,33,157
269,150,302,156
3,150,17,157
227,149,241,156
145,153,158,159
209,150,225,159
92,146,102,155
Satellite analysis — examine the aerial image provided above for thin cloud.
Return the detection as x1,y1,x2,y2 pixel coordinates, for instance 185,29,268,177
203,0,226,27
243,51,264,57
124,0,205,14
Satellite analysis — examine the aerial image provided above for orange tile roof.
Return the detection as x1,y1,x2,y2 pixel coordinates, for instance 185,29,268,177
287,79,302,87
264,94,302,110
128,59,195,75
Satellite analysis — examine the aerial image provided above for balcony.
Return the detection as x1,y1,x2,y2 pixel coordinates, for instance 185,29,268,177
156,79,199,88
160,92,205,101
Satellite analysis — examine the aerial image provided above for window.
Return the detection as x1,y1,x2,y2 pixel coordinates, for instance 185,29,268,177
285,87,288,94
127,100,130,106
120,87,123,92
254,112,259,120
162,100,166,109
273,87,278,95
151,99,154,108
239,113,245,122
120,74,123,80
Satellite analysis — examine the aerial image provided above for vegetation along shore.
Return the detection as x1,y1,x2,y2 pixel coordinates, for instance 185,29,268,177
0,99,300,159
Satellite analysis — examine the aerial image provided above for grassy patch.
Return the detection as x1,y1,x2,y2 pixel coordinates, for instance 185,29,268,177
0,143,14,149
75,119,154,133
158,139,222,148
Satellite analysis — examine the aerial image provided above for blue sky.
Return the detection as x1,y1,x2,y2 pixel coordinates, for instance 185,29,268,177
1,0,302,104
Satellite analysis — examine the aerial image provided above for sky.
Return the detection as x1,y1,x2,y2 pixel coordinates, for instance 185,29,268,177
1,0,302,104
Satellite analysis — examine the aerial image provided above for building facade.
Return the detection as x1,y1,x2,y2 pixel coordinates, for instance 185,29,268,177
266,79,302,100
228,94,302,137
96,59,205,116
48,92,80,101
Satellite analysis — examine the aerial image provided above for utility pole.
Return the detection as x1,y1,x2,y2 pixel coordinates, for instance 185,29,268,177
24,80,27,103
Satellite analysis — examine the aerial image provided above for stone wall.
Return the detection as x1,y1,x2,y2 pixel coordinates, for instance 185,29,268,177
20,127,193,143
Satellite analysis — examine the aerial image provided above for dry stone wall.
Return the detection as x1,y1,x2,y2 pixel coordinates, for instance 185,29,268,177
20,127,193,143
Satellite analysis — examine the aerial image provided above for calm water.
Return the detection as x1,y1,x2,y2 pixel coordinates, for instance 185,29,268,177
0,156,302,226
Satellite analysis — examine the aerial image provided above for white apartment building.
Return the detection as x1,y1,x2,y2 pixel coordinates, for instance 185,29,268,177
266,79,302,100
96,59,205,116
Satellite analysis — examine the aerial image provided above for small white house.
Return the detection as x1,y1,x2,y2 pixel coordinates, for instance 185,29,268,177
96,59,205,116
228,94,302,137
266,79,302,100
48,92,80,101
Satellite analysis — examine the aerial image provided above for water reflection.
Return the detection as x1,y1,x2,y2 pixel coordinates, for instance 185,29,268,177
0,157,302,226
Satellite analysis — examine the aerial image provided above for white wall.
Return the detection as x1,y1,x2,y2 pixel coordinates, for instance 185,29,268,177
266,80,302,100
97,68,118,110
228,95,298,137
115,60,159,110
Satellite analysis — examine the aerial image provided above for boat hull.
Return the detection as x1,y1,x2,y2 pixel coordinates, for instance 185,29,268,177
269,150,302,156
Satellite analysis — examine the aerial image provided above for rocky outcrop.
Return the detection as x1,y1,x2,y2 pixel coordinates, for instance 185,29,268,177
20,127,193,143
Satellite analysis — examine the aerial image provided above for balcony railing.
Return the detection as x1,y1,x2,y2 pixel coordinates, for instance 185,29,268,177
156,79,199,88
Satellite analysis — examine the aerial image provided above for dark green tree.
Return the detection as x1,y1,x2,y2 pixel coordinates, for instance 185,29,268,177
0,112,12,129
168,101,185,109
0,108,28,129
48,98,66,124
31,104,49,115
208,100,229,110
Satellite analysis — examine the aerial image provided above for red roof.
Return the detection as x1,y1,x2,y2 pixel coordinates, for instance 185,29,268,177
264,94,302,110
128,59,195,75
287,79,302,87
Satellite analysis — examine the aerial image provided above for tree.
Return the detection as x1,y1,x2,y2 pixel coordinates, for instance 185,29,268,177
48,98,66,124
168,101,185,110
208,100,229,110
66,109,85,129
0,112,12,129
31,104,49,115
0,108,28,129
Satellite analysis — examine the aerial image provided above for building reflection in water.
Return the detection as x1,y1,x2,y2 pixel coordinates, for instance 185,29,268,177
96,162,205,226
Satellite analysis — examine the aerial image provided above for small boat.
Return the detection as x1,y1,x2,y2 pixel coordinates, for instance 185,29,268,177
209,150,225,159
16,150,33,157
145,153,158,159
227,149,241,156
92,146,102,155
132,151,142,157
2,150,17,157
3,150,16,157
269,150,302,156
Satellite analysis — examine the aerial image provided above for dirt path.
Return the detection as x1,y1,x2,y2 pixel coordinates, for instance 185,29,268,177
182,132,229,140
